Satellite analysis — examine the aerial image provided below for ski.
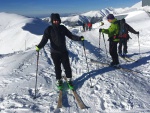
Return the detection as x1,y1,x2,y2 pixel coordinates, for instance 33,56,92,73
90,59,142,74
119,56,138,62
90,59,110,66
119,56,131,62
57,90,63,108
90,59,121,69
90,59,109,66
63,76,86,109
124,56,138,62
72,90,86,109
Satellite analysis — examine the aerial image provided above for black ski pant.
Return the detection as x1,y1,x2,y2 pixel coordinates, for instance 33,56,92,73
109,41,119,64
51,52,72,80
118,39,128,54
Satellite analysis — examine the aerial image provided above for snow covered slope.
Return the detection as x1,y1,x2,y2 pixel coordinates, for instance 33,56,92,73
0,12,49,54
0,5,150,113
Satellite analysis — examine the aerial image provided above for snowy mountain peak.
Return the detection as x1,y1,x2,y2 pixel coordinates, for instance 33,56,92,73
131,1,142,8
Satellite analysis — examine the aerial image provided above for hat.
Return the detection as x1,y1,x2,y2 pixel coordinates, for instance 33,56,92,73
107,14,115,20
51,13,61,23
122,18,126,23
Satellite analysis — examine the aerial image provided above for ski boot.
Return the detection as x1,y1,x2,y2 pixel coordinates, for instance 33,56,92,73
109,62,120,68
122,53,127,57
67,80,74,90
56,79,63,90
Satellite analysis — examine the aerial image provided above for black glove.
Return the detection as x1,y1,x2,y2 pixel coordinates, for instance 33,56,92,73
99,28,102,32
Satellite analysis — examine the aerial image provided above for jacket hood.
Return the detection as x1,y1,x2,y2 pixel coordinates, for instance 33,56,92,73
51,13,61,23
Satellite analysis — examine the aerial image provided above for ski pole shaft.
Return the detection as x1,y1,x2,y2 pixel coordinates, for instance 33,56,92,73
137,34,141,58
34,51,39,99
102,33,108,58
99,32,101,58
82,41,93,88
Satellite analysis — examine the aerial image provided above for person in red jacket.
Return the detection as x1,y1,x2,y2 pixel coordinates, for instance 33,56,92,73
87,22,92,31
36,13,84,90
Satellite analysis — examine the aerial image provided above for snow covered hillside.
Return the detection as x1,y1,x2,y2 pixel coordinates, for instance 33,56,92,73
0,12,49,54
0,4,150,113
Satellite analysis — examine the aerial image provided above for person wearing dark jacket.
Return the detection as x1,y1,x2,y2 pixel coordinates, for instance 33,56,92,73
36,13,84,90
118,19,139,56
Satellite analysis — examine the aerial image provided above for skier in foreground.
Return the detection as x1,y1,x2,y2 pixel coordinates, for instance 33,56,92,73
36,13,84,90
99,14,120,67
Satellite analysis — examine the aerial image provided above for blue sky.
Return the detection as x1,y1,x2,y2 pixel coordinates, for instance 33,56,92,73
0,0,141,17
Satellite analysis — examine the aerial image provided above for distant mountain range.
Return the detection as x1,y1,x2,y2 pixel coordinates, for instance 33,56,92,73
42,1,149,27
42,7,114,26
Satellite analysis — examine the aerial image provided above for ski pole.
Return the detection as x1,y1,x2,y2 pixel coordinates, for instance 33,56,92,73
137,34,141,58
98,22,104,58
102,33,108,58
99,32,101,58
34,51,39,99
82,41,93,88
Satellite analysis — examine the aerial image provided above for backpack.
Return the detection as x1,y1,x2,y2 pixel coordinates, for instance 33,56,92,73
117,19,128,39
